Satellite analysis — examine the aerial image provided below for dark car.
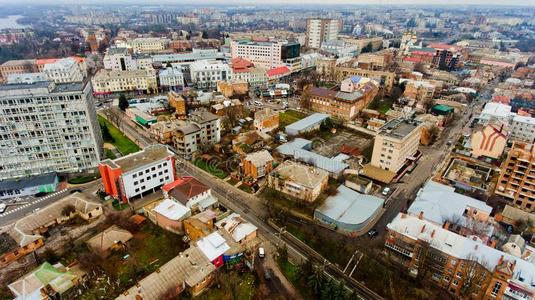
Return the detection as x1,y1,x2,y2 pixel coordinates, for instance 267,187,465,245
70,189,83,194
264,269,272,281
367,229,378,238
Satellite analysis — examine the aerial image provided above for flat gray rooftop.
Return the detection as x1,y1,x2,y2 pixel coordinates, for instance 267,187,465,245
380,118,421,140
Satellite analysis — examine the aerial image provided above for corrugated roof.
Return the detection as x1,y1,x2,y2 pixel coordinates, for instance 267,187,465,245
86,225,133,254
285,113,329,133
316,185,383,226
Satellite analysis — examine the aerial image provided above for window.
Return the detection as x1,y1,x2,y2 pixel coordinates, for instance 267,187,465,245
456,271,462,278
452,280,458,286
134,181,138,185
491,282,502,296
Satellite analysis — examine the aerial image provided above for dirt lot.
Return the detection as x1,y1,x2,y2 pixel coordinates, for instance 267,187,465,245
312,128,374,158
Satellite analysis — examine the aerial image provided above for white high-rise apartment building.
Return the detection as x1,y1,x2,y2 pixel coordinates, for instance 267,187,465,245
230,40,284,69
0,80,103,179
305,18,340,49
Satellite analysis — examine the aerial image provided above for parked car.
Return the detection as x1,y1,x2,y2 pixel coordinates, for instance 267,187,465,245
0,203,6,214
259,247,265,258
254,100,263,106
367,229,378,238
381,187,391,196
264,269,272,280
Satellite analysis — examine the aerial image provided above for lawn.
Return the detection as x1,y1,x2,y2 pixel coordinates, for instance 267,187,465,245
193,271,256,300
239,184,254,193
98,115,140,155
279,109,307,128
68,175,100,184
193,158,229,179
368,97,394,114
105,148,117,159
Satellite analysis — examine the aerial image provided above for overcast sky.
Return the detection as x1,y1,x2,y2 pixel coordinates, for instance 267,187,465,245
0,0,534,5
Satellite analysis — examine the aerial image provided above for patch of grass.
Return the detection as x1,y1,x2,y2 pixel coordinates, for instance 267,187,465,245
194,271,256,300
193,158,228,179
368,97,394,114
262,187,317,217
68,175,100,184
227,178,239,186
239,184,253,193
112,199,129,211
279,110,307,128
105,148,117,159
278,259,299,283
98,115,140,155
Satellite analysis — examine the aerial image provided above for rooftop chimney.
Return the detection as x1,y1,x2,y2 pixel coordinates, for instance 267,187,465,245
418,211,424,220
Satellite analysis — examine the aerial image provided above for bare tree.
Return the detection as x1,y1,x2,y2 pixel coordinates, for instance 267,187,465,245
460,255,490,297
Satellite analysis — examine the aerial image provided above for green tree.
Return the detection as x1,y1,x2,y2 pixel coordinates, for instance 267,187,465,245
100,123,114,142
118,94,129,111
333,280,346,300
362,42,373,53
307,267,324,296
278,243,288,264
320,277,335,300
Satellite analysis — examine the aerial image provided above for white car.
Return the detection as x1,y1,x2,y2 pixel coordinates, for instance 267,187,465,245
0,203,6,214
254,100,263,106
382,187,391,196
258,247,265,258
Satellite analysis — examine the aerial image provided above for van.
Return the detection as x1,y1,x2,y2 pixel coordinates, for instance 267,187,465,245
259,247,265,258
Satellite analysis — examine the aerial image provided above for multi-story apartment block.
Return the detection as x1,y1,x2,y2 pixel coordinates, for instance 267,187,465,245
511,115,535,143
36,57,87,78
91,69,158,94
356,50,394,70
495,142,535,212
230,40,284,70
371,119,422,173
0,80,103,180
305,76,379,120
189,60,232,90
42,58,84,83
103,47,136,71
254,107,279,133
305,18,340,49
128,37,169,54
99,144,176,203
172,111,221,158
385,213,535,300
268,160,329,202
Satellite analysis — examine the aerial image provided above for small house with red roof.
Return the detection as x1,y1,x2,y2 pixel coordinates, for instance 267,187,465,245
163,176,218,213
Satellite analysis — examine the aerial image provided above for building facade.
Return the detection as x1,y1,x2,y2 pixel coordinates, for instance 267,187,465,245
190,60,232,90
128,37,169,54
242,150,274,181
42,58,84,83
254,108,279,133
268,160,329,202
99,145,176,203
495,142,535,212
511,115,535,143
91,69,158,94
0,80,103,180
371,119,422,173
230,40,285,70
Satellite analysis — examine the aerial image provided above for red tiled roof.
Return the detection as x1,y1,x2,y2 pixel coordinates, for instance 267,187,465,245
429,43,459,51
167,176,210,205
266,66,290,77
492,95,511,104
35,56,85,65
411,50,435,57
404,57,422,63
162,177,186,192
231,57,254,72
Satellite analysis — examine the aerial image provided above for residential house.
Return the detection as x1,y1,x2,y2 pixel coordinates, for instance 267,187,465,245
86,225,133,257
254,108,279,133
164,176,218,213
242,150,274,181
268,160,329,202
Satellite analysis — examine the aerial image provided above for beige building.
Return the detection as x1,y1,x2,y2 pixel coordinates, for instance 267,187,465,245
305,18,340,49
403,80,437,103
128,37,169,53
371,119,422,173
470,124,507,159
495,142,535,212
268,160,328,202
91,69,157,94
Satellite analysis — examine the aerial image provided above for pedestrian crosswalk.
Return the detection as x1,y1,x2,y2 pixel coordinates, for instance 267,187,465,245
0,189,68,217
